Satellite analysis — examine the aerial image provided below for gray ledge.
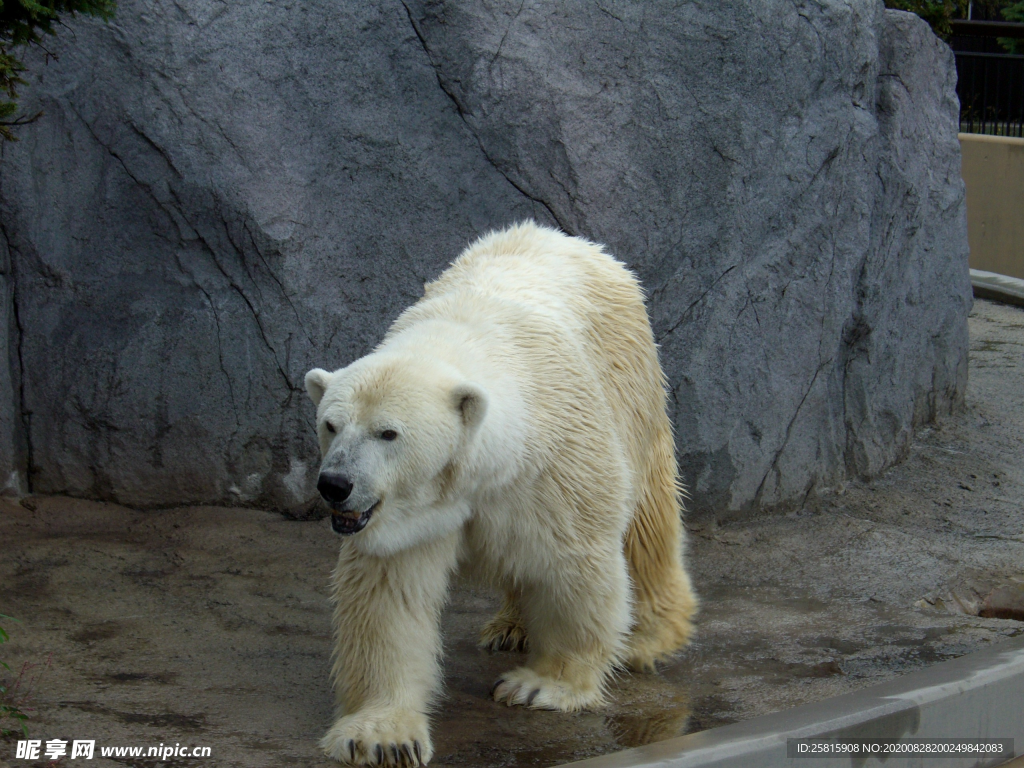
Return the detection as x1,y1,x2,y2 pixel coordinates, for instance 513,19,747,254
561,635,1024,768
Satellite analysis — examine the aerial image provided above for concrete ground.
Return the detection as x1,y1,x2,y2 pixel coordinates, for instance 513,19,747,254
1,298,1022,768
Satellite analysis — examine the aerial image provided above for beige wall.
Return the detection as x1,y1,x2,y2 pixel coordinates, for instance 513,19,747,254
959,133,1024,280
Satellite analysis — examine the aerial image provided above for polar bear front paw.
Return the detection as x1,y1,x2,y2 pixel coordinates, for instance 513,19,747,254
491,666,605,712
321,709,432,766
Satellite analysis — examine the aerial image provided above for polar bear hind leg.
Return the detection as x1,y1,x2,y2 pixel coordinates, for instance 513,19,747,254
479,590,529,652
623,419,698,670
565,242,698,670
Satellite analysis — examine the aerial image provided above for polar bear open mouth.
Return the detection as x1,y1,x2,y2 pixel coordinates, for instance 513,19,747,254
330,500,380,535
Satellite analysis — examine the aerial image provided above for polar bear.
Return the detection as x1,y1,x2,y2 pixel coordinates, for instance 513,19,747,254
305,222,697,766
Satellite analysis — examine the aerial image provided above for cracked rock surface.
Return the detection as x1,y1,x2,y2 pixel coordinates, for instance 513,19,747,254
0,2,969,514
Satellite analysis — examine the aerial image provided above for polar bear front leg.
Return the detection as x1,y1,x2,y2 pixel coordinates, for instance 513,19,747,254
322,533,460,766
492,549,632,712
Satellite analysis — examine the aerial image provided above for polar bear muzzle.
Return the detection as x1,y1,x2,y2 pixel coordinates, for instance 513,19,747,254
330,500,380,536
318,472,379,535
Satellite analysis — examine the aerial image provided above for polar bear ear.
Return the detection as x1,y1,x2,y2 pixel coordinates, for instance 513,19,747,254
305,368,333,406
452,383,487,431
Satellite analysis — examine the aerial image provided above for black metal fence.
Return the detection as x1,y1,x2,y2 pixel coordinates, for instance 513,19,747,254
955,51,1024,137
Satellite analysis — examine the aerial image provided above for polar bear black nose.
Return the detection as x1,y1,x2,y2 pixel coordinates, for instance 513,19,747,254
318,473,353,504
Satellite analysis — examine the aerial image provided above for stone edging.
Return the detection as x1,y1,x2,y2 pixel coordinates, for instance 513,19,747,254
972,269,1024,308
558,635,1024,768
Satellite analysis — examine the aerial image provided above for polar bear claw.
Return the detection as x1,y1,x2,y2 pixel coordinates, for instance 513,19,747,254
492,666,605,712
320,709,431,767
480,615,530,653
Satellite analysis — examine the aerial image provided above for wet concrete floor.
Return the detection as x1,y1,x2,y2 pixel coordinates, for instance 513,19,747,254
1,298,1022,767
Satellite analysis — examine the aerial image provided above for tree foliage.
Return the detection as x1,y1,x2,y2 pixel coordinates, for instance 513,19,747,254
885,0,1024,50
998,1,1024,53
0,0,115,141
884,0,970,40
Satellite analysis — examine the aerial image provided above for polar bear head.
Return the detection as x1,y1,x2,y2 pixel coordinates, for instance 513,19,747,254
305,353,487,555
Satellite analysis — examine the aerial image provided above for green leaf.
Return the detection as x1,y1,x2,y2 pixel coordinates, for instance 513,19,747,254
0,0,117,139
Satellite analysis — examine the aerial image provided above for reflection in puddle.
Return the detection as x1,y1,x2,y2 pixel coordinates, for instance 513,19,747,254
605,693,691,748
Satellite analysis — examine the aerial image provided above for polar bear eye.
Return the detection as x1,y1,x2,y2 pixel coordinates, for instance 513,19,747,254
325,422,336,434
380,429,398,441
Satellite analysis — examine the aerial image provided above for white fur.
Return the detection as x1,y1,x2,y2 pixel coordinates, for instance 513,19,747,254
307,222,696,766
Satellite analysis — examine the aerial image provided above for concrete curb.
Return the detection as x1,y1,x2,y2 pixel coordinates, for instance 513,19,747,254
971,269,1024,308
560,635,1024,768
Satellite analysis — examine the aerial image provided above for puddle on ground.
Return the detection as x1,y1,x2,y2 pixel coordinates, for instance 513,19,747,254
425,582,984,766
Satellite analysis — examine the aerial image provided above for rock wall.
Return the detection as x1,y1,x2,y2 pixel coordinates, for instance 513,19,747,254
0,0,970,518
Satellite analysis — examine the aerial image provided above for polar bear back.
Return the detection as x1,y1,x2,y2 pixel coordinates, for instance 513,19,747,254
386,222,671,508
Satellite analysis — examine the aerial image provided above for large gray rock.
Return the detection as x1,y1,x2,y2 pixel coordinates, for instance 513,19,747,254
0,0,970,518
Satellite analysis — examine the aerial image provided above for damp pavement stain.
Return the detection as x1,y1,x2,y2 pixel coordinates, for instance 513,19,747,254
0,299,1022,768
